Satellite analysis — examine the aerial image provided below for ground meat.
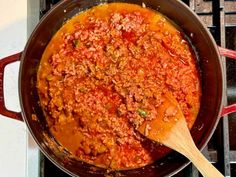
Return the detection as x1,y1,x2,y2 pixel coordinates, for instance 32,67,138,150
37,3,201,169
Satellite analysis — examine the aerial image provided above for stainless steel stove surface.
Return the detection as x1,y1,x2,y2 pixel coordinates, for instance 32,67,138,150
33,0,236,176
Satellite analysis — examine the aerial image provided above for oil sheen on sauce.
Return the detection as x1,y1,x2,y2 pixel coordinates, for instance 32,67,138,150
37,3,201,169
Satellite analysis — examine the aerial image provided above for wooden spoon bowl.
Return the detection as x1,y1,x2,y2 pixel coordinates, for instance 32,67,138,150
137,93,223,177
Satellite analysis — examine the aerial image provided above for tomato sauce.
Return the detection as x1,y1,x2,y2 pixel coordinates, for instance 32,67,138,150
37,3,201,169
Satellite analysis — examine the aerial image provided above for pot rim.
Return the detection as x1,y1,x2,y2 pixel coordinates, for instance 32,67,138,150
18,0,224,176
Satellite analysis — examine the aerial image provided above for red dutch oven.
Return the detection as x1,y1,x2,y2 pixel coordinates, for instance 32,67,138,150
1,0,236,176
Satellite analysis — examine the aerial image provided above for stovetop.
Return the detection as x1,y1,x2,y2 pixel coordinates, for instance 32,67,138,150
33,0,236,176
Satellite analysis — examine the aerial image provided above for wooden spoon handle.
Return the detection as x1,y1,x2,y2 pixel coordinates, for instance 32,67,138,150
162,119,224,177
184,144,223,177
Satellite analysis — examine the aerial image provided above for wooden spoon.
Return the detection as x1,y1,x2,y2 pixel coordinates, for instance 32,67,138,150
137,92,223,177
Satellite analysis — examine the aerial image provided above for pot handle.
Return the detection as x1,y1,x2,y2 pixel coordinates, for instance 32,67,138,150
221,105,236,117
218,46,236,116
218,46,236,60
0,53,23,121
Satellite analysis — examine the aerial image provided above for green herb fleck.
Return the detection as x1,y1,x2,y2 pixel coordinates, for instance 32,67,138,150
79,87,87,93
137,108,147,118
46,74,54,81
104,103,112,110
72,39,79,48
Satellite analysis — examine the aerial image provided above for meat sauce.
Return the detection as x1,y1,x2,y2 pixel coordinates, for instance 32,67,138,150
37,3,201,169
